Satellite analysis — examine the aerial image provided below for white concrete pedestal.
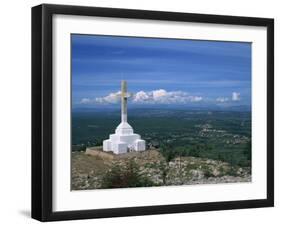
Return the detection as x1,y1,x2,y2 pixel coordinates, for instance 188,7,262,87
103,122,146,154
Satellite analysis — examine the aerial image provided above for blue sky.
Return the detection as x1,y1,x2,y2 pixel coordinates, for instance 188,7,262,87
72,34,251,108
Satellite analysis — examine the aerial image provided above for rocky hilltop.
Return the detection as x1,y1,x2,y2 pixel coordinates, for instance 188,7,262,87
71,147,251,190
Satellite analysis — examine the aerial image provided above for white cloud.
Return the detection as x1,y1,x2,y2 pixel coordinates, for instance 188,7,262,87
133,90,150,102
216,97,229,103
133,89,202,104
81,89,203,105
80,98,92,104
216,92,241,103
152,89,167,100
191,96,203,102
95,91,121,104
232,92,240,101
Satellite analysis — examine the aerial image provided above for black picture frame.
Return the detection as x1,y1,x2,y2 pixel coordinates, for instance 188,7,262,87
32,3,274,222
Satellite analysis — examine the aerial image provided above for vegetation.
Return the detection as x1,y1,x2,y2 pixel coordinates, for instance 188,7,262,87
72,109,252,168
71,149,251,190
101,160,155,188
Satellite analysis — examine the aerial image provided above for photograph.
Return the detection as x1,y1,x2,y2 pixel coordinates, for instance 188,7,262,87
31,3,274,221
71,34,252,190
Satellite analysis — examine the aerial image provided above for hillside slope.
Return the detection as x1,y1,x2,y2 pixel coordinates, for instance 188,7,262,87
71,148,251,190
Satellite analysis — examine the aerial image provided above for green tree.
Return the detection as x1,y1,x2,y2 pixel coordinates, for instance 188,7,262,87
159,160,169,185
101,160,154,188
189,146,200,157
159,142,176,162
244,140,252,161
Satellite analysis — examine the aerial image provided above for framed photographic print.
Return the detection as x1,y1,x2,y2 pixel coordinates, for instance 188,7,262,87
32,4,274,221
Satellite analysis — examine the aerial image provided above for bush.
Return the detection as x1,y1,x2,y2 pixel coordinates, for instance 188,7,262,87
200,165,213,178
243,140,252,161
101,160,155,188
159,142,176,162
159,160,169,185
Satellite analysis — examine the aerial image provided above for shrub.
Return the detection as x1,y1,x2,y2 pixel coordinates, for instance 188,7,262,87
159,142,176,162
101,160,155,188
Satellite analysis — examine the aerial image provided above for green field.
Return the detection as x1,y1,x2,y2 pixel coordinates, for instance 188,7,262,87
72,109,251,167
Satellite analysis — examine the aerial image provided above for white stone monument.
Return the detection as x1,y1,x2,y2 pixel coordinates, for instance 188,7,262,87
103,80,146,154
